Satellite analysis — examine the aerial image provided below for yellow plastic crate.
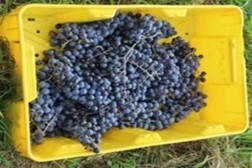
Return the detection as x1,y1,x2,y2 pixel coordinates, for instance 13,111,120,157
0,4,248,162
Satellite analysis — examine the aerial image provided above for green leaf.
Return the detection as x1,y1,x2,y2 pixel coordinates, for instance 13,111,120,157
68,158,82,168
107,160,113,167
0,111,3,118
193,155,210,168
109,0,115,4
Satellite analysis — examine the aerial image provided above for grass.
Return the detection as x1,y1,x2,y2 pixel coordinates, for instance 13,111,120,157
0,36,17,168
0,36,16,146
0,0,251,167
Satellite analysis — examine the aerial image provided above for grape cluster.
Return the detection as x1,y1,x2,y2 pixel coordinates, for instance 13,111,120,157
30,12,207,153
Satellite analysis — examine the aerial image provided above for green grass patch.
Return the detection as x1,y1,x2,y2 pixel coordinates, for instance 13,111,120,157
0,37,17,168
0,36,16,144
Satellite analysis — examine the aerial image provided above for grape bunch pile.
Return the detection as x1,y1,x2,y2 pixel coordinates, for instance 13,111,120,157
30,12,207,153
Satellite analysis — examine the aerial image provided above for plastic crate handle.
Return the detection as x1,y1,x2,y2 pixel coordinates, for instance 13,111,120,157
24,44,37,102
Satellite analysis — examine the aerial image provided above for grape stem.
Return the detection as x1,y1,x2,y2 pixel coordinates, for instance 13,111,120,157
129,60,154,80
